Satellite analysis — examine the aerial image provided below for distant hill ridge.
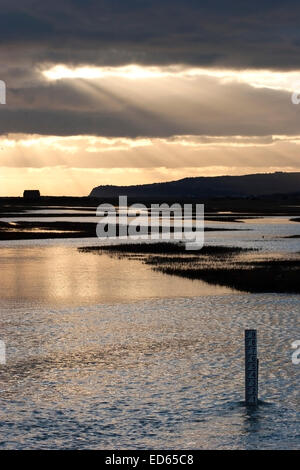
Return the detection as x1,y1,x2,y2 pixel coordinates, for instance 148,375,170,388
89,172,300,199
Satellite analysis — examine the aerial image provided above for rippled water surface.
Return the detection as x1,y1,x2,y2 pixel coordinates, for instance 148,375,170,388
0,214,299,449
0,294,299,449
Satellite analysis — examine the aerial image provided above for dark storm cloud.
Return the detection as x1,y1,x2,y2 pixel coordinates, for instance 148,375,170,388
0,11,54,40
0,0,300,68
1,1,300,138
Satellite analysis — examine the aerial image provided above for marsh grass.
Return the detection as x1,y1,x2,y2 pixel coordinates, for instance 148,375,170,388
0,221,241,240
81,242,300,293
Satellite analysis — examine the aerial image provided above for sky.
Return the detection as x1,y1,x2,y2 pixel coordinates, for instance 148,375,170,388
1,0,300,196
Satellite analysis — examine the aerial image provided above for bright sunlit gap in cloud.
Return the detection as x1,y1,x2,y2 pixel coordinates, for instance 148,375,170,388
42,64,300,92
3,134,300,153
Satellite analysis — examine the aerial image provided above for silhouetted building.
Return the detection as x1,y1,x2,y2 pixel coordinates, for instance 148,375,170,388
23,190,41,201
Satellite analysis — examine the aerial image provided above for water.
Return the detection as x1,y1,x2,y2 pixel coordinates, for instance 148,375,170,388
2,210,300,253
0,295,298,449
0,212,299,449
0,245,234,306
205,216,300,252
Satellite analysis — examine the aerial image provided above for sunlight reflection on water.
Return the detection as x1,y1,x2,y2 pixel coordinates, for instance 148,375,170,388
0,214,299,449
0,294,299,449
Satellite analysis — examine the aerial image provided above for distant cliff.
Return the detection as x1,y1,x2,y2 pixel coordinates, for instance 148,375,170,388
90,172,300,199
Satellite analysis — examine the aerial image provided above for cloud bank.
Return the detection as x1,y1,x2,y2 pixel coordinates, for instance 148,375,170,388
1,1,300,194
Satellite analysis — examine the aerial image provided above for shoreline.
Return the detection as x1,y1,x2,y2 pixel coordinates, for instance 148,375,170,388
80,242,300,294
0,221,244,241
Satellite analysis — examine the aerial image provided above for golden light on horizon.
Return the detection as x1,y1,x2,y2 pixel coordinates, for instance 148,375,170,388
1,133,300,196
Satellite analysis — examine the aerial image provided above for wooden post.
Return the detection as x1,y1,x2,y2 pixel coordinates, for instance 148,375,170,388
245,329,258,405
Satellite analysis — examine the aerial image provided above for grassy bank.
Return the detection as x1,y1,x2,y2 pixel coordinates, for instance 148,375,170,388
0,221,242,241
80,242,300,294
